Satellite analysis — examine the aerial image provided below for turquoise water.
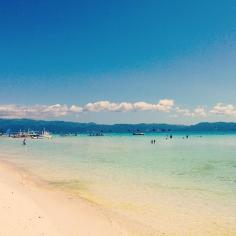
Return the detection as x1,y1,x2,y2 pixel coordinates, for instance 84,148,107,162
0,133,236,234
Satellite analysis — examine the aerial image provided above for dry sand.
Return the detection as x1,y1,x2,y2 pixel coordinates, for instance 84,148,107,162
0,161,130,236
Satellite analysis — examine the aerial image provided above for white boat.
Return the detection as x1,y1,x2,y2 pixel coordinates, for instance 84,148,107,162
41,130,52,139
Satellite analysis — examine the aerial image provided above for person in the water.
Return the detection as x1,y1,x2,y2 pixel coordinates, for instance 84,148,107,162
23,138,26,145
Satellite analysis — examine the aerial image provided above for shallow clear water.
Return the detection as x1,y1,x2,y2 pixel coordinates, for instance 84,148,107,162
1,133,236,234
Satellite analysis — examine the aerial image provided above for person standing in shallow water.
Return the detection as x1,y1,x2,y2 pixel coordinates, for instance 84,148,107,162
23,138,26,145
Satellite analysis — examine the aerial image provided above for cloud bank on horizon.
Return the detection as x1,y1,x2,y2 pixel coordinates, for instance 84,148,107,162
0,99,235,121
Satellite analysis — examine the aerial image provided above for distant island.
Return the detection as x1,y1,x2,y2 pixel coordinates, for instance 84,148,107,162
1,119,236,134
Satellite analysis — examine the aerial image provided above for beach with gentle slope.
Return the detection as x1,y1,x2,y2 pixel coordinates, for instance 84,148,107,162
0,160,131,236
0,135,236,236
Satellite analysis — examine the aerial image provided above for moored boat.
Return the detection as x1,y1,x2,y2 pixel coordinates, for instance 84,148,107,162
132,132,144,135
41,129,52,139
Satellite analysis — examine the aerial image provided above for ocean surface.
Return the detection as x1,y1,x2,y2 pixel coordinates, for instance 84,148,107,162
0,133,236,235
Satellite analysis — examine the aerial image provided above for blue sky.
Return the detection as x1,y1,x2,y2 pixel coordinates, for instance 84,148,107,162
0,0,236,123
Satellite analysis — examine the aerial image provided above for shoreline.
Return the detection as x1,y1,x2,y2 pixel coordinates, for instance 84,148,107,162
0,159,134,236
0,153,236,236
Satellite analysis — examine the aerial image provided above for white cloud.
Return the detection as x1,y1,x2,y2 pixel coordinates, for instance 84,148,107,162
109,102,133,112
194,107,207,117
175,106,207,117
210,103,236,116
175,107,193,117
1,100,236,120
69,105,83,113
83,101,120,112
156,99,175,111
133,102,154,111
133,99,174,112
84,99,174,113
0,104,81,119
0,99,175,119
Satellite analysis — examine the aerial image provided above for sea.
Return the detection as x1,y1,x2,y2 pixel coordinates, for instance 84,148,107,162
0,133,236,235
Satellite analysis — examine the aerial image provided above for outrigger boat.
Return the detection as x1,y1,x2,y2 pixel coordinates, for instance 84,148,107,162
9,129,52,139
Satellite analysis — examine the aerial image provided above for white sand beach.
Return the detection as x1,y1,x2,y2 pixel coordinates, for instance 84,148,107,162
1,135,236,236
1,157,236,236
0,161,130,236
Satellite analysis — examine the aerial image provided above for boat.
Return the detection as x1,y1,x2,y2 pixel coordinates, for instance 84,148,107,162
41,129,52,139
133,132,145,135
88,132,104,136
28,131,40,139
